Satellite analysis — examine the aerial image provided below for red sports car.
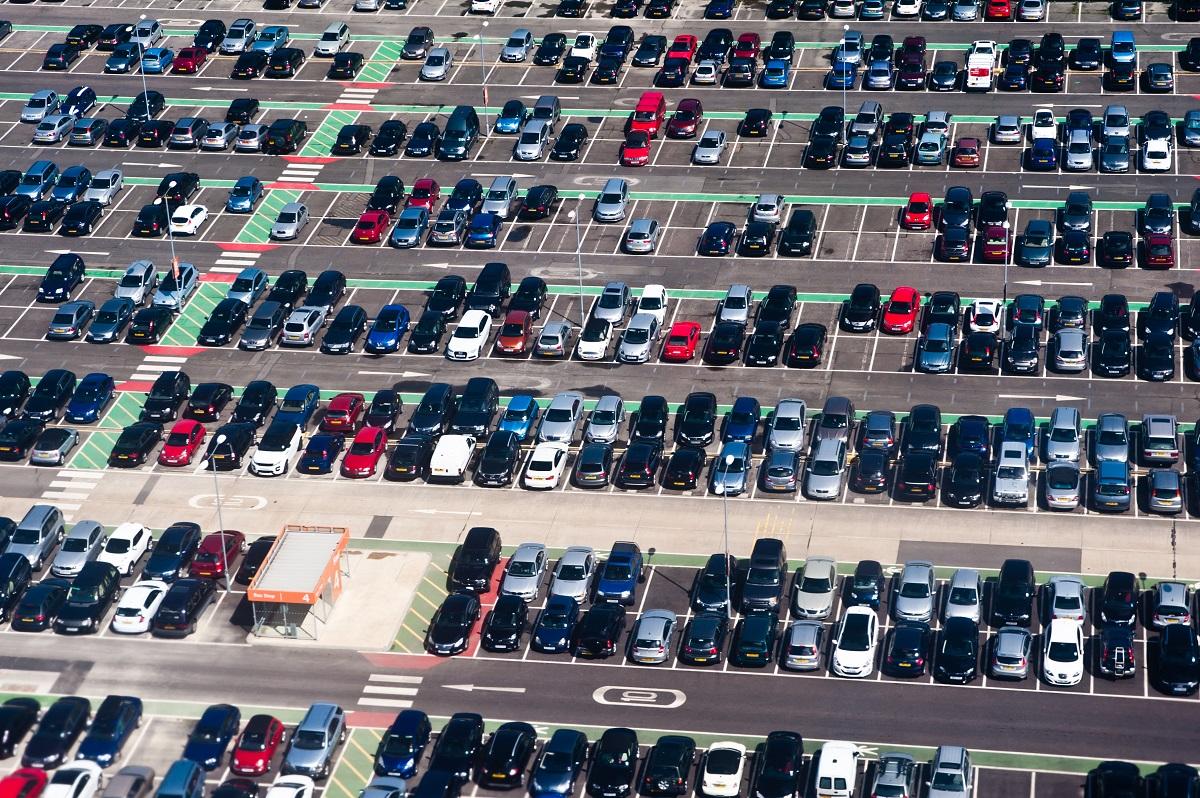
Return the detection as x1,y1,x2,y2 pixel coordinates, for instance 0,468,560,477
341,426,387,478
661,321,701,361
494,310,533,355
665,98,704,138
951,137,981,168
352,210,390,244
321,392,366,433
902,192,932,230
620,131,652,166
985,0,1013,18
158,419,206,467
732,32,760,59
189,530,246,579
881,286,922,334
172,46,208,73
1143,233,1175,268
406,178,441,211
231,714,287,776
667,34,697,61
0,770,47,798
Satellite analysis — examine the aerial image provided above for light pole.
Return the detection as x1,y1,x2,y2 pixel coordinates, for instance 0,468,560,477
137,15,153,112
479,20,490,131
210,433,233,590
715,452,734,620
153,178,179,273
567,194,586,330
841,25,849,137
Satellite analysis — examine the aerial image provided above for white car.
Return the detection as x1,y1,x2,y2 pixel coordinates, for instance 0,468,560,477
570,33,597,61
97,522,153,575
429,435,475,482
84,169,124,206
1030,108,1056,142
1041,618,1085,686
692,60,719,84
471,0,501,12
264,776,315,798
1140,139,1172,172
522,442,569,489
44,763,102,798
966,299,1002,333
575,318,613,360
701,742,747,797
249,423,304,476
893,0,921,14
444,309,492,361
110,579,170,634
634,284,669,327
830,0,856,15
692,130,727,164
831,606,878,678
169,204,209,236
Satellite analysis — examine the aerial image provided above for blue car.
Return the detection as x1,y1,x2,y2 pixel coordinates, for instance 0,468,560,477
389,207,429,249
760,59,789,87
373,709,431,778
497,394,541,440
1000,407,1036,462
65,372,115,423
51,165,91,204
532,594,578,653
75,695,143,766
297,433,344,474
182,704,240,771
141,47,174,74
105,42,142,73
1027,138,1057,170
529,729,588,798
593,541,643,605
705,0,733,17
226,176,263,213
826,60,858,89
494,100,529,134
364,303,412,354
143,522,202,582
721,396,761,443
61,86,97,117
275,384,321,429
465,212,502,248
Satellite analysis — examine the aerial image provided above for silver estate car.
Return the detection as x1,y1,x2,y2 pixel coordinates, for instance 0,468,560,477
892,560,936,623
990,626,1033,679
500,542,548,601
115,261,158,306
1093,413,1129,463
584,395,625,444
790,556,836,619
1044,407,1082,462
50,520,105,577
537,392,584,443
717,284,752,325
628,609,677,664
781,620,825,671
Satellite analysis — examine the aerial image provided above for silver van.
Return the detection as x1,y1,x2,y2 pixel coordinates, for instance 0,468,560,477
282,703,346,779
513,120,550,161
481,177,518,219
10,504,65,569
849,100,883,138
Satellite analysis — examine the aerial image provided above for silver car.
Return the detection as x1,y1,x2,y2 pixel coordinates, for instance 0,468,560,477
200,122,239,151
990,626,1032,679
943,568,981,623
766,399,806,451
86,297,136,343
623,219,659,253
709,441,750,496
951,0,977,18
803,438,845,500
1052,329,1088,372
537,392,584,443
1102,105,1130,138
872,754,918,798
617,313,659,363
1044,461,1081,510
593,178,629,222
152,262,198,312
500,542,547,600
481,177,517,218
1045,575,1087,623
1093,413,1129,463
584,395,625,444
717,284,752,325
751,194,784,224
270,202,309,240
759,448,800,493
500,28,533,62
815,396,855,446
790,556,836,619
33,115,75,144
21,90,59,123
227,267,269,305
535,320,572,358
85,169,124,206
114,260,159,305
360,777,407,798
30,427,79,466
420,47,452,80
892,561,935,623
513,119,550,161
235,124,267,152
1017,0,1045,19
928,747,973,798
1045,407,1082,462
1151,581,1193,627
1148,468,1184,514
781,620,825,671
991,115,1022,144
692,130,727,164
1063,129,1093,172
593,281,631,327
628,609,676,664
50,520,105,577
549,546,596,602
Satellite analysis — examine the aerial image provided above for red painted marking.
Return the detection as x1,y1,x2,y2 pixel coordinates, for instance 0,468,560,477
116,380,155,393
347,711,400,729
201,272,237,283
359,651,446,669
344,82,392,89
266,182,320,191
216,243,278,253
281,156,338,165
139,345,204,357
323,102,374,111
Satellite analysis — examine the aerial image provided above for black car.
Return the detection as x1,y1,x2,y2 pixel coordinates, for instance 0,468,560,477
938,228,972,262
748,731,803,798
743,321,783,367
509,276,548,317
992,559,1036,626
480,594,527,652
0,370,30,419
365,177,405,214
474,431,521,487
616,442,663,489
1097,294,1131,333
1141,333,1176,381
934,617,978,683
655,57,689,87
229,380,278,427
22,368,75,422
478,722,538,789
1095,329,1131,377
261,269,306,313
882,621,932,677
24,201,66,233
548,123,588,161
60,201,103,236
126,90,165,122
369,120,408,156
141,371,190,423
157,172,200,204
850,448,890,494
587,727,639,798
0,699,37,757
232,50,269,79
674,392,717,447
901,404,942,456
384,435,434,481
203,423,256,471
1106,60,1136,90
151,577,218,638
320,305,367,354
738,221,774,256
777,209,815,256
572,603,626,658
592,56,623,84
197,298,248,346
98,23,134,50
1153,625,1200,695
428,714,484,782
328,51,364,79
844,560,884,608
632,36,666,67
66,24,103,49
22,696,90,767
1087,762,1142,798
193,19,227,51
1032,63,1065,91
942,452,985,508
225,98,260,124
703,321,745,364
662,447,706,491
690,555,735,614
136,120,173,148
1071,37,1102,69
556,56,590,82
730,613,777,667
757,285,796,329
738,108,772,137
405,121,440,157
785,323,826,368
187,382,235,422
235,536,276,585
108,422,163,467
840,283,880,332
54,561,119,634
142,522,202,582
641,736,696,796
332,123,372,155
631,396,669,444
894,451,938,501
534,34,567,66
364,390,403,433
37,254,85,302
0,194,33,228
698,221,736,256
10,576,68,631
425,593,481,656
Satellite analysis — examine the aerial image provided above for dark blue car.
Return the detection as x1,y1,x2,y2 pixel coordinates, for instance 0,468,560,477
64,372,114,424
593,542,643,605
1027,138,1058,170
1001,407,1036,461
183,703,241,770
950,415,991,459
529,729,588,798
275,384,321,429
296,433,344,474
532,595,578,653
37,253,85,302
142,522,203,582
721,396,761,444
76,695,143,766
465,212,502,248
826,60,858,89
698,222,736,256
373,709,432,778
364,303,412,354
705,0,733,17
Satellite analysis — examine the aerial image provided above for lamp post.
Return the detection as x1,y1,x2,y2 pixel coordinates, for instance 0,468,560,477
479,20,490,131
567,194,586,329
137,15,152,106
841,24,849,137
210,433,233,590
153,178,179,272
715,452,734,620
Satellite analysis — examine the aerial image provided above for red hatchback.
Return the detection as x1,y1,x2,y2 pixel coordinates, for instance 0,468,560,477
321,392,366,432
158,419,206,467
231,714,287,776
1143,233,1175,268
980,225,1011,263
881,286,922,334
352,210,390,244
951,137,981,168
0,770,47,798
665,98,703,138
902,192,932,229
733,32,760,59
406,178,441,211
620,131,652,166
173,46,208,73
341,426,387,478
190,530,246,579
494,310,533,355
985,0,1013,18
661,321,701,361
668,34,697,61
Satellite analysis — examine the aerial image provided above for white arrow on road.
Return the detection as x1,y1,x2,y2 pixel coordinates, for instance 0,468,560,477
998,394,1086,402
414,509,481,516
1013,279,1093,287
521,94,578,100
192,86,249,92
443,684,527,694
46,249,109,256
0,353,21,361
473,173,535,179
357,370,431,378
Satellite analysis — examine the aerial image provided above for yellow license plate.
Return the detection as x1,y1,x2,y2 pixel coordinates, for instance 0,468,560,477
899,662,911,667
744,652,759,658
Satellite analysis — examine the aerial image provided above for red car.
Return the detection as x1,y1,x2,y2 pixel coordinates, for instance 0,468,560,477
352,210,390,244
494,310,533,355
321,392,366,432
0,770,47,798
661,321,701,361
341,426,387,478
158,419,206,467
231,714,287,776
406,178,441,211
189,530,246,579
732,32,760,59
980,224,1011,263
1143,233,1175,268
172,46,208,73
902,192,932,229
985,0,1013,18
620,131,652,166
951,137,981,168
881,286,922,334
667,34,697,61
665,98,703,138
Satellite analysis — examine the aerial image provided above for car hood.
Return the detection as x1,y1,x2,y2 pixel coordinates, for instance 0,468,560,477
534,625,570,648
51,551,90,573
143,551,185,579
531,770,573,795
892,595,930,616
502,574,540,596
428,621,470,646
793,591,833,615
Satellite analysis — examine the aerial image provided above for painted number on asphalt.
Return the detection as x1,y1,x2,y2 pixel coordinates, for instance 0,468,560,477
592,686,686,709
187,494,268,511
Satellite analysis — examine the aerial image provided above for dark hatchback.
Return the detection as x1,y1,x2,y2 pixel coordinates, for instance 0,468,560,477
54,561,120,634
572,603,626,658
641,736,696,796
730,612,777,667
934,617,979,683
883,621,932,676
21,696,90,767
481,594,527,652
587,727,639,798
678,611,728,665
143,522,202,582
10,577,69,631
384,435,434,481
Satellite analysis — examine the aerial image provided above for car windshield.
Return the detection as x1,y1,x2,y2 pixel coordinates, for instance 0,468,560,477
624,327,649,345
452,325,481,340
277,212,297,224
541,610,571,629
900,579,929,598
293,730,325,750
381,733,416,755
62,537,90,552
840,615,870,650
508,558,537,577
1048,641,1078,662
948,587,976,605
558,563,586,580
68,584,99,603
1050,426,1077,442
924,337,950,353
932,772,965,792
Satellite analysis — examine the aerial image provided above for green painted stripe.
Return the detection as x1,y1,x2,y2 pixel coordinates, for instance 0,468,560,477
236,189,301,244
300,109,361,156
66,430,118,470
102,391,147,430
358,41,403,82
158,282,225,346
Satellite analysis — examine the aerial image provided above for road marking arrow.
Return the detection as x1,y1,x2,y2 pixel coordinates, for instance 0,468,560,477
357,370,431,378
121,162,184,168
0,354,21,361
414,509,481,516
192,86,249,92
443,684,527,693
998,394,1086,402
46,249,109,256
1013,279,1093,287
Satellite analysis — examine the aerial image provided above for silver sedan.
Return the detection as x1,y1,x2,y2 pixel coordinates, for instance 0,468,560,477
692,130,727,164
891,560,935,623
200,121,239,151
499,542,547,601
628,609,676,664
617,313,659,363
